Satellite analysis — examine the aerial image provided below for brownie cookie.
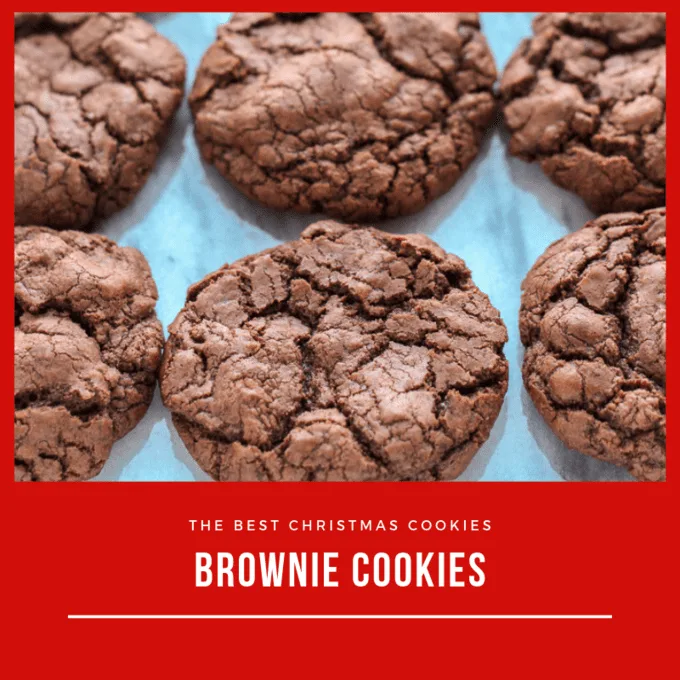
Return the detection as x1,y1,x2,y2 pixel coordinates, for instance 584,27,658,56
15,12,186,229
520,208,666,481
160,221,508,481
189,13,497,222
15,227,164,481
501,13,665,214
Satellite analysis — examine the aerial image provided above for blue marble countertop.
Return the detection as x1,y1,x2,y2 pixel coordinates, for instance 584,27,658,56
95,12,634,482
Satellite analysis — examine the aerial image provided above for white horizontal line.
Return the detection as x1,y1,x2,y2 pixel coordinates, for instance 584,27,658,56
68,614,613,620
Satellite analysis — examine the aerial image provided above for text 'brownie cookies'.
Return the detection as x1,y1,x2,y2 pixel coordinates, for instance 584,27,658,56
501,13,665,214
160,221,508,481
15,12,186,229
15,228,164,481
520,208,666,481
190,13,497,222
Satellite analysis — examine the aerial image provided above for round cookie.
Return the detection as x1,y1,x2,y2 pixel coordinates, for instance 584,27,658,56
189,13,497,222
14,12,186,229
160,221,509,481
501,13,665,214
15,227,164,481
520,208,666,481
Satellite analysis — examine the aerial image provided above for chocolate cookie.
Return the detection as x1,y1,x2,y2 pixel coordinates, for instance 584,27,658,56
15,12,186,229
189,13,497,222
15,227,164,481
520,208,666,481
501,13,665,214
160,221,508,481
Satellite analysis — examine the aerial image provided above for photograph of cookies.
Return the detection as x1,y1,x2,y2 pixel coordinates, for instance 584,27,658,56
14,12,186,229
501,12,665,214
520,208,666,481
14,228,164,481
11,13,667,482
160,222,509,481
190,13,497,222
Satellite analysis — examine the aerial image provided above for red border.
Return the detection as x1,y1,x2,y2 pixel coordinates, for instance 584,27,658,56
6,7,677,678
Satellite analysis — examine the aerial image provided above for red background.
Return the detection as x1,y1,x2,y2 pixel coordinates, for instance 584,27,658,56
6,4,677,677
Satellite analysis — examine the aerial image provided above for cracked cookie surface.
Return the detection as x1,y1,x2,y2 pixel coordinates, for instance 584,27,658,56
520,208,666,481
501,13,665,214
189,12,497,222
14,12,186,229
160,220,509,481
15,227,164,481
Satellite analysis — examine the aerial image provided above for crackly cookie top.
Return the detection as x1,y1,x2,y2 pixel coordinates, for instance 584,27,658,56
14,227,164,481
160,221,509,481
520,208,666,481
501,13,665,214
189,12,497,222
14,12,186,229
